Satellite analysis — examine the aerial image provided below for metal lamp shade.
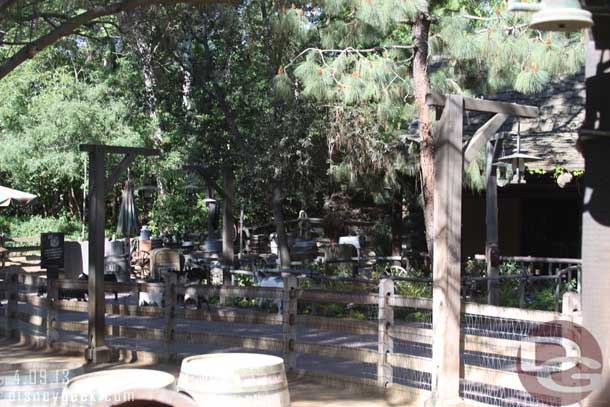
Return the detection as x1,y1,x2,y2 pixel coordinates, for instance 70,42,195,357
530,0,593,31
497,152,542,184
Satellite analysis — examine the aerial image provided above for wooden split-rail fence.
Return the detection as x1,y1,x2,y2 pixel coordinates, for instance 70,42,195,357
0,264,583,406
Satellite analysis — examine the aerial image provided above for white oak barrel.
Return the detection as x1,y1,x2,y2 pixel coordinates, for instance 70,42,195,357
177,353,290,407
0,361,85,407
62,369,175,407
94,388,196,407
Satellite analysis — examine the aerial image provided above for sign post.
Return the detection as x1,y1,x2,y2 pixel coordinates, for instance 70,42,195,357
40,232,64,347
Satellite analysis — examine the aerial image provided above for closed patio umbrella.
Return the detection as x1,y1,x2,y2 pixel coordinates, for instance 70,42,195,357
117,179,140,237
0,186,37,207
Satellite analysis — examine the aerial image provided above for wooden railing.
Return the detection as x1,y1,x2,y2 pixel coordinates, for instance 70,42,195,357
0,266,581,405
1,236,41,254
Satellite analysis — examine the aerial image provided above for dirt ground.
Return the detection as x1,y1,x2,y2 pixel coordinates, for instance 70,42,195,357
0,339,405,407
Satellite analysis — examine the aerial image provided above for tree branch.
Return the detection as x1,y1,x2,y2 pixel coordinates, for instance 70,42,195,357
0,0,229,81
284,45,416,70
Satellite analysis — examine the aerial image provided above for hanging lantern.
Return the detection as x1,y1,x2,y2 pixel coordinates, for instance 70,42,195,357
493,162,513,187
495,122,543,184
508,0,593,32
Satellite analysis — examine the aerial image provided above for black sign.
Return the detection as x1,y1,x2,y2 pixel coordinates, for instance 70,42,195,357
41,232,64,270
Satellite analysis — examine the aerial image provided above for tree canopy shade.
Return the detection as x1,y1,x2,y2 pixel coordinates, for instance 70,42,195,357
0,0,587,256
0,0,234,81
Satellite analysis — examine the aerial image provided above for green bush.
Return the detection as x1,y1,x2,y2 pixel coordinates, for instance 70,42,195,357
0,214,82,240
148,193,208,236
0,216,10,235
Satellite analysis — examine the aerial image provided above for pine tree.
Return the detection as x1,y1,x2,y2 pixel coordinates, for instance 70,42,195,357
278,0,584,254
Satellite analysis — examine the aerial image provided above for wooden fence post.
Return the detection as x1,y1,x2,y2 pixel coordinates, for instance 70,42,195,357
431,95,463,406
562,291,582,325
5,267,17,339
519,264,531,309
562,291,582,391
282,275,298,371
46,276,58,348
378,278,394,387
163,273,177,362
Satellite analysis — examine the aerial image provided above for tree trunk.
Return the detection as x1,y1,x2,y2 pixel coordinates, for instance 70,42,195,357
177,33,194,115
391,190,403,266
135,34,166,196
412,13,434,257
222,167,235,282
272,182,291,271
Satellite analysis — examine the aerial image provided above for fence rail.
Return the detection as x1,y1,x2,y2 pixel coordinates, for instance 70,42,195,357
0,265,581,406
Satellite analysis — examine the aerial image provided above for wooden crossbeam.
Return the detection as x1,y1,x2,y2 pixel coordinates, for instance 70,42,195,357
426,93,539,118
105,153,137,191
463,113,509,165
79,144,160,156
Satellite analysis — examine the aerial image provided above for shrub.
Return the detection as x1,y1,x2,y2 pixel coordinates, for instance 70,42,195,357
0,214,82,240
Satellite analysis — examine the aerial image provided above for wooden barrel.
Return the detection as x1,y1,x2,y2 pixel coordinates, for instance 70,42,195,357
62,369,175,407
0,360,85,406
94,388,196,407
177,353,290,407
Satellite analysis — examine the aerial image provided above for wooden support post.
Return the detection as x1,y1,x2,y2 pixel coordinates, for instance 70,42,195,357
378,278,394,387
282,275,297,371
206,185,216,239
5,267,17,339
272,182,291,271
80,144,159,363
86,147,109,363
519,265,529,309
486,139,501,306
46,273,58,347
580,31,610,406
163,272,177,362
222,167,235,284
431,95,463,406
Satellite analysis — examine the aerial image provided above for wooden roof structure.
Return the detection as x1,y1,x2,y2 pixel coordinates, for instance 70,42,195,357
463,72,586,171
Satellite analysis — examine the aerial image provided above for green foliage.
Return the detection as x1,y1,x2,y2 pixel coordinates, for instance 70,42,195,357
148,192,208,236
436,7,584,95
0,215,81,240
0,217,10,235
0,49,149,218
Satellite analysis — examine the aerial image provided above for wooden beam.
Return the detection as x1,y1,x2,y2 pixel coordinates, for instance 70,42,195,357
426,93,539,118
378,279,394,387
79,144,160,156
272,181,291,271
105,153,137,191
463,114,509,165
486,139,502,306
431,94,463,405
87,147,107,362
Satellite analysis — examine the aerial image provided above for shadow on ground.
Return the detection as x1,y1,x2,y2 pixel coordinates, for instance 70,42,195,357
0,339,417,407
